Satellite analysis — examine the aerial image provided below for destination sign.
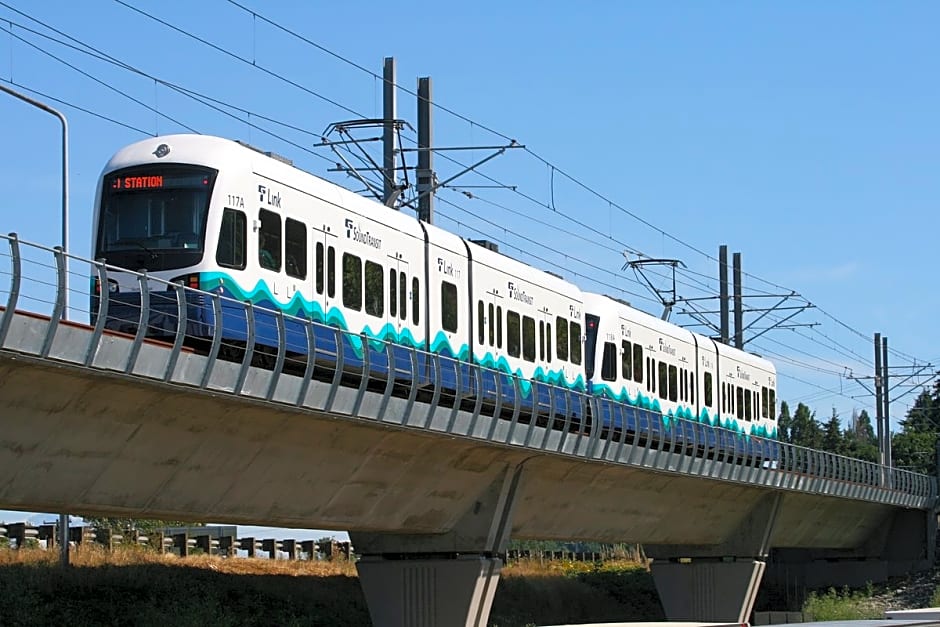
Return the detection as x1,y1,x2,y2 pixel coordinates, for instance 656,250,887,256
109,172,209,191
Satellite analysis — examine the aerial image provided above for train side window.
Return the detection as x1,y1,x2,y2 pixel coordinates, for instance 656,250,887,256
412,277,420,325
737,386,745,420
721,382,726,414
633,344,643,384
704,372,713,407
488,303,495,347
769,389,776,419
441,281,458,332
745,388,753,421
658,362,667,400
364,260,383,317
342,253,362,311
315,242,324,294
601,342,617,382
507,310,521,358
678,368,685,402
555,317,568,361
389,269,397,317
258,209,281,271
399,273,407,320
327,246,336,298
546,322,552,363
478,300,485,345
522,316,536,362
285,218,306,279
761,386,769,418
570,322,582,365
689,372,695,405
216,208,246,269
621,341,632,381
669,365,678,402
539,320,545,362
496,306,503,349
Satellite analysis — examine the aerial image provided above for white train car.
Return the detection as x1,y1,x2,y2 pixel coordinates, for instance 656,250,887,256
93,134,428,367
467,241,585,393
581,292,777,438
91,132,777,442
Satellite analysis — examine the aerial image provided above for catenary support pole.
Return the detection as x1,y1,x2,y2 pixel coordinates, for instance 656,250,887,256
383,57,397,207
719,245,729,344
417,76,434,224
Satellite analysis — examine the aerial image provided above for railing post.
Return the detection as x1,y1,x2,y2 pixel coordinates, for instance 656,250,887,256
123,270,150,373
0,233,22,346
84,260,110,366
40,246,68,357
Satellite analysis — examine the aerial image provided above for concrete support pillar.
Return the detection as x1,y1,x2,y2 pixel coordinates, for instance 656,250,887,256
651,559,765,622
647,492,781,623
351,463,525,627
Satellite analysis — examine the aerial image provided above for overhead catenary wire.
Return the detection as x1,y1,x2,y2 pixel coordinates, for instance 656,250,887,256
0,1,931,411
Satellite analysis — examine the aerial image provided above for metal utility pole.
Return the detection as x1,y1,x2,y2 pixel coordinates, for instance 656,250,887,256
0,83,71,566
882,336,891,469
874,333,885,466
382,57,397,207
416,77,434,224
733,252,744,349
719,245,730,344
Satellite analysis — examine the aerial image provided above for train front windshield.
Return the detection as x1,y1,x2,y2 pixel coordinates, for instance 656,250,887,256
95,165,218,272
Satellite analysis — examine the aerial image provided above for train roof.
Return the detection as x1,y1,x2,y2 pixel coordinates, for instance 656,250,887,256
102,134,426,240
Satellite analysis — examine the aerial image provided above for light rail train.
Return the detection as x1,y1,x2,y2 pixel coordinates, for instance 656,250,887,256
90,134,777,448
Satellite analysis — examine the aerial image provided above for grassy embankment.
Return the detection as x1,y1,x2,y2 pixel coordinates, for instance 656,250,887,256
0,545,663,627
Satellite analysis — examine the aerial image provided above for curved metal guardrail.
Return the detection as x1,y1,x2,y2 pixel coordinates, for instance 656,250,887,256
0,232,935,508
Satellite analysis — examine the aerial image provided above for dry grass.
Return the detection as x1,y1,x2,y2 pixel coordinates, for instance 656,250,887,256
0,543,358,577
0,547,660,626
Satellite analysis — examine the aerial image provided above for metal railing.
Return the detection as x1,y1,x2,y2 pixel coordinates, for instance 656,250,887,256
0,232,935,508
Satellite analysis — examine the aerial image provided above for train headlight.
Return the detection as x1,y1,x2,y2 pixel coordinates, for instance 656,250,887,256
169,273,200,290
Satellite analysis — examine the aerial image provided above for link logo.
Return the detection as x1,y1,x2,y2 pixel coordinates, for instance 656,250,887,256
437,257,460,279
345,218,382,249
257,185,281,208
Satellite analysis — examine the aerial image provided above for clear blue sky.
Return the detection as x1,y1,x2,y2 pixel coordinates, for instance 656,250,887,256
1,2,938,533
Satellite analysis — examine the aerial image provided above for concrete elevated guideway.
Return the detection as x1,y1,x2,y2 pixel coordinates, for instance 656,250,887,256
0,234,936,626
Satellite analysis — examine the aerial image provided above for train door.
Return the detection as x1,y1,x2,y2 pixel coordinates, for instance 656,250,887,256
311,224,339,367
386,253,409,338
312,224,339,319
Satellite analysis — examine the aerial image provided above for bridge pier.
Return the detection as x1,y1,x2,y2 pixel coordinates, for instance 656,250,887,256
351,462,524,627
763,507,937,608
647,492,782,622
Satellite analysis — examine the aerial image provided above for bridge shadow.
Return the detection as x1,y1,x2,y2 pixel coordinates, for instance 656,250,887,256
0,548,668,627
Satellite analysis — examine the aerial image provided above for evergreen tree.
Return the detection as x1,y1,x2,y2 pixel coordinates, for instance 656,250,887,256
821,410,844,455
844,409,879,462
777,401,792,443
891,377,940,476
789,403,822,449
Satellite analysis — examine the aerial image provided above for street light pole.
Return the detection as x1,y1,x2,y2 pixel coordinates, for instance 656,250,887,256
0,83,69,317
0,82,70,567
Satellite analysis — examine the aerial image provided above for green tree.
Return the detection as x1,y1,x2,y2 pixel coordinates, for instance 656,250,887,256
844,409,879,462
83,518,204,536
790,403,823,449
891,377,940,476
777,401,792,443
821,410,844,455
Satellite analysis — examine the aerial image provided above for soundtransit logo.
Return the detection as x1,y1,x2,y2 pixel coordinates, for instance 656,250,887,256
344,218,382,249
507,281,534,305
